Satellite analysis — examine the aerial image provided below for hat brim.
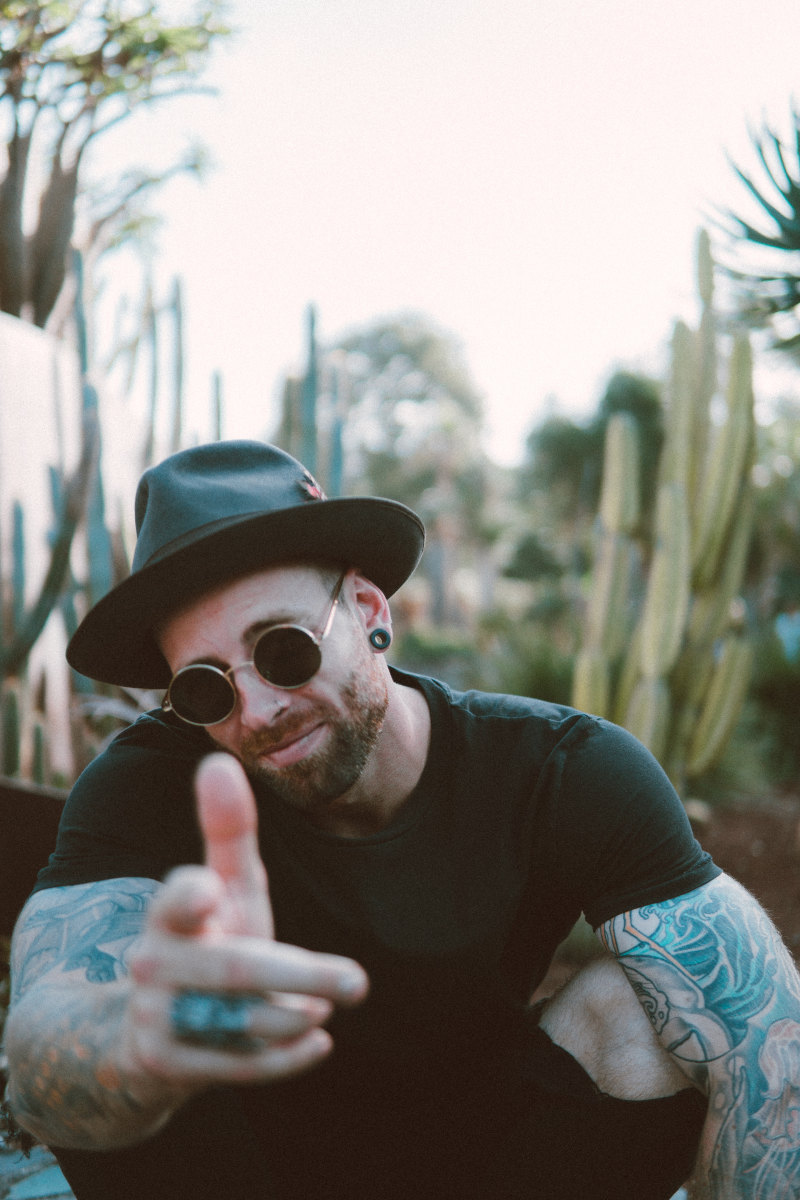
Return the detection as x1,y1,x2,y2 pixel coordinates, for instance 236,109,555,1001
67,497,424,689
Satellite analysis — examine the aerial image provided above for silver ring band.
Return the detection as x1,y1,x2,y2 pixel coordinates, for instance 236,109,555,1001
170,989,261,1053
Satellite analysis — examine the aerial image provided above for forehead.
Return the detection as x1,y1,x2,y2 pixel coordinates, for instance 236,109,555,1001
157,564,331,662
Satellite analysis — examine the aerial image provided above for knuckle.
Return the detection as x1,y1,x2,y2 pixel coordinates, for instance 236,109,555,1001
128,947,159,984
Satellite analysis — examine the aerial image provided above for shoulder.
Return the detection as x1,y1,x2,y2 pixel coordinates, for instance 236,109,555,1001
81,708,210,774
68,709,209,812
35,713,211,891
391,665,590,745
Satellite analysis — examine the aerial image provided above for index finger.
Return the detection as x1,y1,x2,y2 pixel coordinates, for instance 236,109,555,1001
195,752,274,937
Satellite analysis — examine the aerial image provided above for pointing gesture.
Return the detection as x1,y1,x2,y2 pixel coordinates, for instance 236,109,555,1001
196,752,275,938
125,753,369,1088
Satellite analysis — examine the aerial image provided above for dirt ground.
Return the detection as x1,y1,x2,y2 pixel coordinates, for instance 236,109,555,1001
695,788,800,959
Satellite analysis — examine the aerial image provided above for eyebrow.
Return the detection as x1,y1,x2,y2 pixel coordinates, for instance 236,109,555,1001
183,653,230,671
179,593,331,672
181,615,300,670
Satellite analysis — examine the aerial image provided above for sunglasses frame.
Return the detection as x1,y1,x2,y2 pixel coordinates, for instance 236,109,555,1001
162,572,346,726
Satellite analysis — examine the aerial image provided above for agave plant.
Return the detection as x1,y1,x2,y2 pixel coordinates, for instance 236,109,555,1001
718,106,800,359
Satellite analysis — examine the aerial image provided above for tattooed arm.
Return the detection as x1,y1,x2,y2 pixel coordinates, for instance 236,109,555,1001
599,872,800,1200
4,760,368,1152
3,878,193,1149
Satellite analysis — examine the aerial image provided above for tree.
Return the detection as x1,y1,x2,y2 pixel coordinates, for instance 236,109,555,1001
510,370,663,571
333,312,484,497
717,106,800,359
0,0,228,328
276,311,499,628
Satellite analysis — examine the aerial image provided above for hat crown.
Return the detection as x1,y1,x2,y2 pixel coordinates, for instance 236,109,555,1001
67,439,424,687
132,441,321,571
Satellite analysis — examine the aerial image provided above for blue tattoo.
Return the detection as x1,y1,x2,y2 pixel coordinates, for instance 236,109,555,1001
600,873,800,1198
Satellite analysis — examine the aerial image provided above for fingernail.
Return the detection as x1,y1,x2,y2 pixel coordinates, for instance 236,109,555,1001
338,968,368,1002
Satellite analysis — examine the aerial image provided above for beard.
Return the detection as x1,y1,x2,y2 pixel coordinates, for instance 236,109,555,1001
236,666,389,816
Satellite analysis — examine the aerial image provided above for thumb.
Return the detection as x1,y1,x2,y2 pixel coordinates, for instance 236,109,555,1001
195,752,274,938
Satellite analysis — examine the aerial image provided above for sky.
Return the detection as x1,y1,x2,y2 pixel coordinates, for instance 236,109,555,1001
95,0,800,466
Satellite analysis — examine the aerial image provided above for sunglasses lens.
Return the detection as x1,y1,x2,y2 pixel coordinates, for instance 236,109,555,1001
253,627,322,688
168,666,236,725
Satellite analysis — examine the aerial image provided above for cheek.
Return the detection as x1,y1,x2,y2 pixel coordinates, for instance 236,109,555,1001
205,720,241,756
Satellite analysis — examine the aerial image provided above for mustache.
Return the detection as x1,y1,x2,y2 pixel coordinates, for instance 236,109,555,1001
239,705,326,758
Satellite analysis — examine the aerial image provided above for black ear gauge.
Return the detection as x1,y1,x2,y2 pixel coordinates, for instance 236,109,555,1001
369,628,392,651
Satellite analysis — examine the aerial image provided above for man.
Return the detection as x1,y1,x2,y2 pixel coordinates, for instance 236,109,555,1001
4,440,799,1199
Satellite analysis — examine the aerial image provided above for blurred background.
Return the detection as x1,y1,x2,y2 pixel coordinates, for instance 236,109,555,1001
1,0,800,920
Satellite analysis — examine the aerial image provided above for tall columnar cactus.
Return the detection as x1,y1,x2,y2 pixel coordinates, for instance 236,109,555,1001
572,229,756,792
572,411,641,718
301,304,319,474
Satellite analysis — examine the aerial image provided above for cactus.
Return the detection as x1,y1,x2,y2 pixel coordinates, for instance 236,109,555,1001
1,254,103,682
328,357,345,499
638,483,691,680
31,717,48,784
572,229,756,791
0,404,99,682
169,279,184,454
572,647,611,719
1,681,22,777
686,636,754,777
300,304,319,474
573,411,641,712
598,412,640,534
211,370,223,441
624,677,671,762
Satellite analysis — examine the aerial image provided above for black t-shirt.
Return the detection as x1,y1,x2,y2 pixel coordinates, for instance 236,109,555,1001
34,669,719,1198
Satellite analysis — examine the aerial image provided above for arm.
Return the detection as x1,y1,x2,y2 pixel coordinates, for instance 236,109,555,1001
4,754,368,1151
599,872,800,1200
4,876,186,1148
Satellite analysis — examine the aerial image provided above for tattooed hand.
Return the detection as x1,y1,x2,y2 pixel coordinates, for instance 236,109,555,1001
3,755,368,1151
600,875,800,1200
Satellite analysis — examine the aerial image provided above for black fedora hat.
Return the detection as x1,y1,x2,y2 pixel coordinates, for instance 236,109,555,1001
66,441,425,688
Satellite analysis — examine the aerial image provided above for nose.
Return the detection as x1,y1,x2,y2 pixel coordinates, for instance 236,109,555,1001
233,665,289,727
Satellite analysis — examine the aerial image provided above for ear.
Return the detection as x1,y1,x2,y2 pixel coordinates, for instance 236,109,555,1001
347,571,391,638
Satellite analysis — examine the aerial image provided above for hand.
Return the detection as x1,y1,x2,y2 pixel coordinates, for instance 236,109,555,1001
123,753,368,1088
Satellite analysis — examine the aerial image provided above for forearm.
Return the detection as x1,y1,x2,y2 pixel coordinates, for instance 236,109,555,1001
687,1026,800,1200
4,982,192,1150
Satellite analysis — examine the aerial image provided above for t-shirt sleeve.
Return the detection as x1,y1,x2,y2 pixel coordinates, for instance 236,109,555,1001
548,717,720,929
32,714,207,892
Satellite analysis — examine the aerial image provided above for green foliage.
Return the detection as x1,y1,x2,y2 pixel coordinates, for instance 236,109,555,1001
749,396,800,610
517,415,594,518
331,313,486,500
395,614,574,706
503,532,564,581
513,370,663,534
394,627,486,693
717,104,800,359
487,622,574,705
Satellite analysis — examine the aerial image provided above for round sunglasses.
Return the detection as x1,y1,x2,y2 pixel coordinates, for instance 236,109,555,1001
162,573,345,726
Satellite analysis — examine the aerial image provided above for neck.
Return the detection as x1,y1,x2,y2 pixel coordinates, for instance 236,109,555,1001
307,679,430,838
